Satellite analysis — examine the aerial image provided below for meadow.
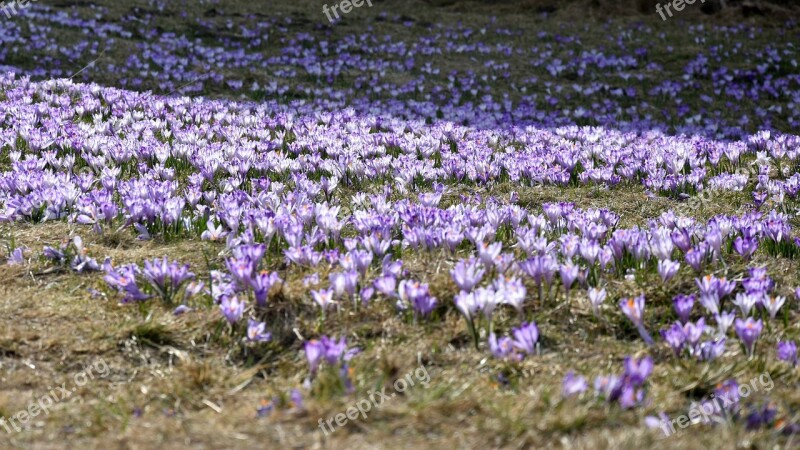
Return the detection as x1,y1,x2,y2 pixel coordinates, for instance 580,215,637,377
0,0,799,448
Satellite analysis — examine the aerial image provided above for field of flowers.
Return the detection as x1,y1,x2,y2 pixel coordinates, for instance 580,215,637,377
1,0,800,448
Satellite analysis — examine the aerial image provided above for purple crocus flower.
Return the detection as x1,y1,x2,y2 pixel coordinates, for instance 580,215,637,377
511,322,539,356
733,235,758,259
562,371,588,398
657,259,680,283
305,339,325,375
493,275,526,313
715,310,736,336
620,295,654,346
734,317,763,357
173,304,192,316
219,295,245,324
697,338,726,361
311,288,336,312
252,271,281,307
715,379,740,412
588,287,606,316
682,317,706,351
6,247,25,265
594,374,625,402
289,389,304,411
488,333,515,360
763,296,786,320
373,274,397,297
103,259,150,303
673,294,695,324
623,356,653,386
451,257,485,292
519,254,558,287
618,383,645,409
454,290,479,321
246,319,272,342
43,245,66,262
733,292,759,317
559,262,579,292
685,247,705,272
777,341,798,366
142,257,195,303
399,279,437,317
660,322,686,356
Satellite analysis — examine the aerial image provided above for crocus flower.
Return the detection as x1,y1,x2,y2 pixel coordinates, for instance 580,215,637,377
451,257,485,292
143,257,195,303
733,292,759,317
682,317,706,352
764,296,785,320
252,271,281,307
588,287,606,316
697,338,726,361
559,262,579,293
715,380,740,411
734,317,763,357
511,322,539,356
660,322,686,356
246,319,272,342
685,247,705,272
493,275,526,313
219,295,245,324
733,235,758,259
399,279,437,317
173,304,192,316
623,356,653,386
373,274,397,297
777,340,798,366
715,310,736,336
562,371,588,398
620,295,654,346
594,374,624,402
488,333,515,360
474,286,500,323
672,294,695,324
103,259,150,303
320,336,346,365
6,247,25,265
200,220,227,241
745,403,778,430
454,290,479,321
311,288,336,313
657,259,680,283
305,339,325,375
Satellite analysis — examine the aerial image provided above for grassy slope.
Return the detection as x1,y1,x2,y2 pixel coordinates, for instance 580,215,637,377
0,1,799,449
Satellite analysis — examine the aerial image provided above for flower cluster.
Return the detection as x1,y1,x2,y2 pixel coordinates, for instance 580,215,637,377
562,356,653,410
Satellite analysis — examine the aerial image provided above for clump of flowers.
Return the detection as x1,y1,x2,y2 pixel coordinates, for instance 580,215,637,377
4,244,27,266
142,257,197,304
595,356,653,409
563,356,653,409
42,236,100,273
103,256,202,306
304,336,360,395
488,322,540,361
